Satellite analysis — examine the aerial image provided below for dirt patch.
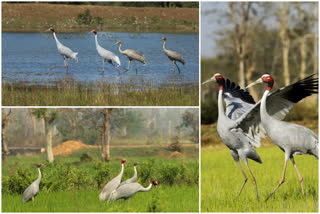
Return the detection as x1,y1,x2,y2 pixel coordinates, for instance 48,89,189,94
53,140,94,157
167,151,183,159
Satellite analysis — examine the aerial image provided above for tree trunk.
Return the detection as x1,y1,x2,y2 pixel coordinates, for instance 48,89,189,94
239,59,246,89
299,37,307,79
101,109,112,162
168,120,172,140
2,110,11,163
31,114,37,136
45,122,54,162
41,118,46,136
2,121,9,163
278,2,291,85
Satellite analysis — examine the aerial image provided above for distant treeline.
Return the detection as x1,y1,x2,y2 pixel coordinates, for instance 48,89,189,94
6,2,199,8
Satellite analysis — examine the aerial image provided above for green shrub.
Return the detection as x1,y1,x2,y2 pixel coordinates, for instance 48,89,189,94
201,98,218,124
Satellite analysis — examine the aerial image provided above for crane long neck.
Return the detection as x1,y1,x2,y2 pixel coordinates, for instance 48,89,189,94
118,43,124,54
35,168,41,184
52,32,61,46
218,87,225,118
260,89,271,122
133,166,137,177
140,183,152,192
162,40,167,51
119,163,124,177
95,35,100,49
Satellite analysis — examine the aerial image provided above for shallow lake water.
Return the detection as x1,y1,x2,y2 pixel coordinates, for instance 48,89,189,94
2,32,199,87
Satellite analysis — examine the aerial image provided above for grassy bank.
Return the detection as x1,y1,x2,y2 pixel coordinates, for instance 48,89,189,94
201,146,318,212
2,81,199,106
2,3,199,33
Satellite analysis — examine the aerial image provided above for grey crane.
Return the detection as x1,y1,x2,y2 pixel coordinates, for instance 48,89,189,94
22,163,43,203
99,159,127,201
161,37,185,73
108,180,158,202
49,27,78,72
114,40,146,74
91,30,120,74
245,74,318,201
119,162,139,187
202,73,262,200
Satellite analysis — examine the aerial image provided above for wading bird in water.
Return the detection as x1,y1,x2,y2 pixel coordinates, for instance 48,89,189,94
246,74,318,201
108,181,158,202
161,37,185,73
202,73,261,200
114,40,146,74
99,159,126,201
91,30,120,74
48,27,78,72
22,164,43,203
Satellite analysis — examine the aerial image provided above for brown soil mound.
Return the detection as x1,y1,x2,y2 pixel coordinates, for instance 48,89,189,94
53,140,94,157
168,151,183,159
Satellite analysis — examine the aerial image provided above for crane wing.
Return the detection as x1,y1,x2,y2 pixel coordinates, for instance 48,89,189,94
223,79,256,120
166,50,185,64
234,74,318,142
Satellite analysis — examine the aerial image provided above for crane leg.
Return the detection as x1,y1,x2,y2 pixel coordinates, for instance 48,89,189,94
290,157,304,196
133,61,138,74
246,164,259,200
172,61,176,73
175,62,181,74
265,158,288,202
125,60,131,72
102,59,105,74
111,62,120,74
50,57,68,72
236,161,248,197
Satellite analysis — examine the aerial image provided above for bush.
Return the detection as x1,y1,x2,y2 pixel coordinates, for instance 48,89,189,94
201,98,218,124
167,136,181,152
76,9,92,25
80,153,93,162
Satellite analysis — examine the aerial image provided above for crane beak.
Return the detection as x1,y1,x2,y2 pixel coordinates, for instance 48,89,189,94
202,78,214,85
113,42,118,46
246,78,263,89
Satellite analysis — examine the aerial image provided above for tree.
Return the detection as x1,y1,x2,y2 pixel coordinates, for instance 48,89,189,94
2,109,12,163
178,110,199,143
33,109,58,162
101,108,112,162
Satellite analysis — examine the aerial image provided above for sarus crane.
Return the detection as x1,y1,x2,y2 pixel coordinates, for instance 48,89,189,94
119,162,139,187
99,159,127,201
161,37,185,73
22,163,43,203
202,73,261,200
114,40,146,74
91,30,120,74
108,180,158,202
48,27,78,72
245,74,318,201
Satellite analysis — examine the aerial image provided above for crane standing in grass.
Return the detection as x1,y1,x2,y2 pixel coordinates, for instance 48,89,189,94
119,162,139,187
202,73,262,200
114,40,146,74
108,181,158,202
99,159,127,201
22,164,43,203
49,27,78,72
91,30,120,74
161,37,185,73
245,74,318,201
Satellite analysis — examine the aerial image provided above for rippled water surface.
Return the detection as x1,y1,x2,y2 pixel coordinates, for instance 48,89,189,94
2,32,199,86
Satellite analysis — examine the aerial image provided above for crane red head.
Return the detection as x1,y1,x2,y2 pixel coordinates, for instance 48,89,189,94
134,162,139,166
161,37,167,41
91,30,97,35
49,27,55,33
202,73,224,90
121,159,127,164
246,74,274,91
37,163,43,168
151,180,158,186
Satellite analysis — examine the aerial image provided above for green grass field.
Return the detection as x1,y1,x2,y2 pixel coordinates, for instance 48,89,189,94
2,185,198,212
2,82,198,106
201,146,318,212
2,146,199,212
